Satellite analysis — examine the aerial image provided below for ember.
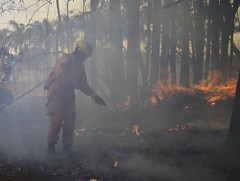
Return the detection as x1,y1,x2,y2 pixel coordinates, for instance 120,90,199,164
115,96,131,109
168,122,200,132
132,124,143,143
90,179,103,181
132,124,142,136
74,128,86,136
114,161,118,168
150,96,158,106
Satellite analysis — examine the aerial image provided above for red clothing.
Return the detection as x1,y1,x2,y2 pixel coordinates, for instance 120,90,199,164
47,98,75,146
47,54,95,102
46,53,95,146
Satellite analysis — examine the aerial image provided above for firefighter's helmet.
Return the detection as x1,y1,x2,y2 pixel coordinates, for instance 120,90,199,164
75,41,93,57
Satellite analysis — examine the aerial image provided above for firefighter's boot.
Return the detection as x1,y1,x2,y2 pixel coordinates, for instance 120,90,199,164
46,143,56,158
63,145,75,158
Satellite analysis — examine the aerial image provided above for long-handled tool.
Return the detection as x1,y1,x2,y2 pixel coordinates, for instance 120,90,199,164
0,81,45,112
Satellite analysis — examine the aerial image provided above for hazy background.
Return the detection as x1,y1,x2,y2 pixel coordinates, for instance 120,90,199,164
0,0,239,180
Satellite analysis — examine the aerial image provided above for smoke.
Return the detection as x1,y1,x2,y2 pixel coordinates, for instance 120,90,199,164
0,17,234,181
0,89,233,180
70,102,231,180
121,153,220,181
0,96,48,160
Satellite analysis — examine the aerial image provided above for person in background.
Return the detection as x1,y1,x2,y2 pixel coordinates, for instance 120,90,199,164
44,41,106,157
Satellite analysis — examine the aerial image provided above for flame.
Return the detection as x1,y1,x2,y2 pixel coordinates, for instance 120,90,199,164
114,161,118,168
150,96,158,106
74,128,86,136
132,124,142,136
183,105,193,110
115,96,131,109
153,81,195,99
132,124,143,143
168,122,200,132
194,71,237,106
124,96,131,107
152,71,237,107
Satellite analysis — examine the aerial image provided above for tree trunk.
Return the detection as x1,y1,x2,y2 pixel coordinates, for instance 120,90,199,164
205,17,211,79
141,0,152,98
193,0,205,83
90,0,98,88
211,0,220,70
229,27,234,76
224,1,240,151
220,0,230,79
227,70,240,152
66,0,70,53
160,0,170,82
150,0,161,86
125,0,140,100
56,0,61,61
220,0,240,78
180,1,190,87
169,5,177,84
109,0,125,103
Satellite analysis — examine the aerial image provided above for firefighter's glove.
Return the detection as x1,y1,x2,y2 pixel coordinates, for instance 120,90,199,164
93,94,107,106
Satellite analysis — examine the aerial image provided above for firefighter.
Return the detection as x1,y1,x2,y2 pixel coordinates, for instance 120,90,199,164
45,41,106,157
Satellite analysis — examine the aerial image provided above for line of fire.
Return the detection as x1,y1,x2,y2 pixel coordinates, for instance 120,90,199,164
1,0,240,181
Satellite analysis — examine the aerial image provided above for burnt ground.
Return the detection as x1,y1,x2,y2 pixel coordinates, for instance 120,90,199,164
0,96,239,181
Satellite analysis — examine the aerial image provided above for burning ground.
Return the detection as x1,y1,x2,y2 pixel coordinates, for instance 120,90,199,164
0,75,240,181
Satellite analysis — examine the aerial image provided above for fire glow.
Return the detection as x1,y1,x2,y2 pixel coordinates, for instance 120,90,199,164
132,124,142,136
168,122,200,132
194,72,237,106
132,124,143,143
74,128,86,136
89,179,103,181
115,96,131,109
153,71,237,106
114,161,118,168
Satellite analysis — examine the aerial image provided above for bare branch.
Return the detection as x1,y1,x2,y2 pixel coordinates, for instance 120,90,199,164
0,0,15,14
11,1,40,11
27,0,52,24
162,0,185,9
0,0,53,24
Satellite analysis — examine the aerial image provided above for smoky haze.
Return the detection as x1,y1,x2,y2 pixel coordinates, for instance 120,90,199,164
0,1,239,180
0,28,235,180
0,85,233,180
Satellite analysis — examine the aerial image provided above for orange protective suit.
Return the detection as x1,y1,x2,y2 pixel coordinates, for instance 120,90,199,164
46,53,95,147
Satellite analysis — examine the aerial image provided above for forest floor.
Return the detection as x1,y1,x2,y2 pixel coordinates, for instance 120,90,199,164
0,96,239,181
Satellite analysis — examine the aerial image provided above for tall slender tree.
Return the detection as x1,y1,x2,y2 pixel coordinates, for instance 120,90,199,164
180,1,190,87
150,0,161,86
227,70,240,151
125,0,140,100
220,0,231,78
169,1,177,84
141,0,152,98
56,0,61,61
193,0,205,83
160,0,170,82
109,0,125,103
220,0,240,77
211,0,220,70
205,2,211,79
90,0,98,88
